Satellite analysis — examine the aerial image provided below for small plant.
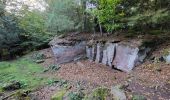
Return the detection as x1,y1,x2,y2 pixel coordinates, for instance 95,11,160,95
132,94,146,100
32,52,46,60
68,91,85,100
51,90,67,100
47,78,60,85
43,65,61,72
86,87,110,100
58,80,68,87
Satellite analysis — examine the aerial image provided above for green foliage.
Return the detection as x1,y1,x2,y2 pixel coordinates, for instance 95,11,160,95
18,10,51,50
123,0,170,32
0,14,20,49
87,0,124,33
88,0,170,33
51,90,67,100
46,0,83,33
0,1,51,58
18,10,46,36
32,52,46,60
68,91,85,100
43,65,61,72
85,87,110,100
0,57,49,90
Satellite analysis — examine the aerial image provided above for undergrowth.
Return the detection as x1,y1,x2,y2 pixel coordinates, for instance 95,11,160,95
0,57,50,90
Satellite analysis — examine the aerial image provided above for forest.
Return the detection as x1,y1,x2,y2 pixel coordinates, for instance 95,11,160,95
0,0,170,100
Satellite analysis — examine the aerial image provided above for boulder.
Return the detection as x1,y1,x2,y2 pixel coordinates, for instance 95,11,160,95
92,45,97,61
102,48,108,65
106,43,116,67
164,54,170,64
51,42,86,64
101,43,116,66
86,46,92,60
112,44,139,72
85,40,150,72
111,86,126,100
86,45,97,61
95,43,104,63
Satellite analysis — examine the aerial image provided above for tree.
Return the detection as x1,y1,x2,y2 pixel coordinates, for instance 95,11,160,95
18,9,51,49
87,0,124,34
0,0,21,59
46,0,84,34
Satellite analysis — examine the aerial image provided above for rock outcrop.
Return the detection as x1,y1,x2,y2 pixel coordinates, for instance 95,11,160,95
50,34,151,72
50,37,86,64
86,40,151,72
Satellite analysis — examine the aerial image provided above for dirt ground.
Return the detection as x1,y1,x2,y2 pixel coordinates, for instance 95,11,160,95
31,45,170,100
28,32,170,100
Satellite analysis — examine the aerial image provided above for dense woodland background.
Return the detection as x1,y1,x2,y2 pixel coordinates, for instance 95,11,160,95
0,0,170,59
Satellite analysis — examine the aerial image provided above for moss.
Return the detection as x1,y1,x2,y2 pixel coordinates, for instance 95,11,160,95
51,90,67,100
162,48,170,56
85,87,110,100
0,57,52,90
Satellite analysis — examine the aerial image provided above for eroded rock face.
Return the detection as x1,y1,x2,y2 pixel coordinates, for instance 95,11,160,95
112,44,139,72
50,35,150,72
85,41,150,72
51,42,86,64
95,43,103,63
102,48,108,65
106,43,116,67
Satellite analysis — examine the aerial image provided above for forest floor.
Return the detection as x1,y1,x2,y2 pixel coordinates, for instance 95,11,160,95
32,46,170,100
0,33,170,100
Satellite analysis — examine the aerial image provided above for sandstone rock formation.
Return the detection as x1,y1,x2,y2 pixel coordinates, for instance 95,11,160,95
86,40,150,72
50,37,86,64
50,34,151,72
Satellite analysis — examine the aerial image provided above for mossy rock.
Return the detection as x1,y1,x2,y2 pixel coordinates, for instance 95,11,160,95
51,90,67,100
162,48,170,56
85,87,111,100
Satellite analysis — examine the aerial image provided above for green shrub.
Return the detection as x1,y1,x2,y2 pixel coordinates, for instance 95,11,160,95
68,91,85,100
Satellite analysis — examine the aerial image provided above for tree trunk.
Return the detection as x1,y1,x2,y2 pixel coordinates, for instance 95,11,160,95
99,23,103,36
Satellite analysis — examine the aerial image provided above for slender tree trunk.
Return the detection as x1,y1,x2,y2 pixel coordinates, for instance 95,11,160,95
99,23,103,36
93,16,96,35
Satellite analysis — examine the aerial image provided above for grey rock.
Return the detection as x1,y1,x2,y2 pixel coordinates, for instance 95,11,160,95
51,42,86,64
164,54,170,64
107,43,116,67
102,48,108,65
95,43,103,63
113,44,139,72
111,86,126,100
92,45,97,61
86,46,92,60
